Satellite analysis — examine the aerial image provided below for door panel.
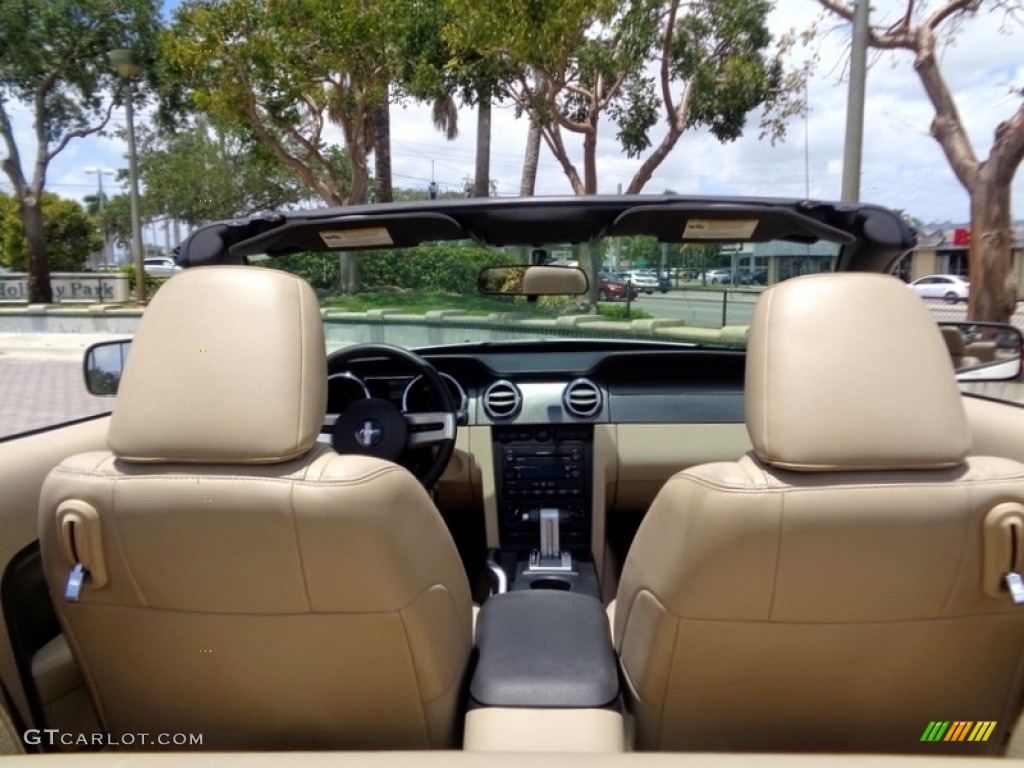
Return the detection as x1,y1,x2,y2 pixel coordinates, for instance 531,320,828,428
964,395,1024,463
0,417,109,727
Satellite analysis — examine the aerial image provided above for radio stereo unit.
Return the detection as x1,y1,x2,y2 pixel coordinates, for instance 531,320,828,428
492,425,592,553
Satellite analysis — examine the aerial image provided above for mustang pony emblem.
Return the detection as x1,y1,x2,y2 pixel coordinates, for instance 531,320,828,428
355,419,383,448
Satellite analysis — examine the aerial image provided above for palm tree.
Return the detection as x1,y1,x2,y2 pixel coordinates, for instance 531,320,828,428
432,94,459,140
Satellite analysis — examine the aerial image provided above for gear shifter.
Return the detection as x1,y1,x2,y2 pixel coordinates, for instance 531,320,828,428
529,507,572,571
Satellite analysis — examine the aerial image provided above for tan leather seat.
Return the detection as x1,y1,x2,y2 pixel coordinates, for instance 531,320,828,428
614,273,1024,754
38,266,473,750
940,325,980,368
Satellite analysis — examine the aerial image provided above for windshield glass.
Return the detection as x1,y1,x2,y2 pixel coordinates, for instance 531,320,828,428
257,237,842,353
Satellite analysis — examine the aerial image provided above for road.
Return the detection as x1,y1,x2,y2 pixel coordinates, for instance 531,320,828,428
631,291,1024,331
629,289,760,327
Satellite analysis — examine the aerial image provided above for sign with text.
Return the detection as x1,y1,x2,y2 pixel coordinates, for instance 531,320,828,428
0,273,131,303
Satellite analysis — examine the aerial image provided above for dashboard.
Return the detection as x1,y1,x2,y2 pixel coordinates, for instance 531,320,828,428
324,340,747,428
323,339,753,584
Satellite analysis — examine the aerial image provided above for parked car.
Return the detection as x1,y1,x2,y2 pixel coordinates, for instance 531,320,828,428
142,256,183,278
737,268,768,285
597,277,638,301
909,274,970,303
704,268,733,284
617,270,660,294
9,195,1024,762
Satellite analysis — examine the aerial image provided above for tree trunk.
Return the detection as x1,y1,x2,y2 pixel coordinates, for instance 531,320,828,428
373,101,393,203
520,119,541,196
338,252,360,296
579,240,601,308
966,166,1016,322
582,129,598,195
21,195,52,303
474,95,492,197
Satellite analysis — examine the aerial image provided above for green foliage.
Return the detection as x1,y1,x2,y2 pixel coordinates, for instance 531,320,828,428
98,194,134,252
0,0,162,144
261,246,513,295
359,246,513,294
597,303,653,320
134,118,304,225
0,0,163,300
258,253,341,293
441,0,791,195
161,0,405,207
117,265,165,301
0,192,101,271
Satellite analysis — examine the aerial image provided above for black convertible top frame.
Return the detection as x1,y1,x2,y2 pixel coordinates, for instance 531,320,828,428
175,195,916,275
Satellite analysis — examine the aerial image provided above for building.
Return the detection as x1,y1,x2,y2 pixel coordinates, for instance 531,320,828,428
900,222,1024,288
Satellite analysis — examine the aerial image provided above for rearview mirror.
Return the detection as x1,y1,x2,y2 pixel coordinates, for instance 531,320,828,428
83,340,132,395
938,322,1023,381
478,265,589,296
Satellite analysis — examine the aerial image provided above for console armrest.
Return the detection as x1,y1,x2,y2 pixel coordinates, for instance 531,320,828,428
470,591,618,708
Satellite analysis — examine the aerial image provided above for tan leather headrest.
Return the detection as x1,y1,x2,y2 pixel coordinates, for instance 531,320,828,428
745,273,969,471
108,266,327,464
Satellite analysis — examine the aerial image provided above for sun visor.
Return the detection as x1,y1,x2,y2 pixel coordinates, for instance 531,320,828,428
610,204,857,244
227,213,468,259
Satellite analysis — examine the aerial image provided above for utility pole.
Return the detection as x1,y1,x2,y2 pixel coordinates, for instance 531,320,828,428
840,0,870,202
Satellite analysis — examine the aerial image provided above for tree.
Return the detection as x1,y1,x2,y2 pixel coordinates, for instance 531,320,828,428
443,0,799,297
817,0,1024,323
0,0,162,301
134,118,305,226
162,0,402,209
0,192,101,272
399,0,512,198
97,194,136,257
446,0,795,195
162,0,410,292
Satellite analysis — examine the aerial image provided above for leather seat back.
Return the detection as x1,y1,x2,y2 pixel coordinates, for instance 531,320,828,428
39,267,472,749
615,273,1024,753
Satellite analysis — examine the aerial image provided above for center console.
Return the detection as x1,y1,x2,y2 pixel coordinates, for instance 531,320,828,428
491,424,597,595
467,423,623,752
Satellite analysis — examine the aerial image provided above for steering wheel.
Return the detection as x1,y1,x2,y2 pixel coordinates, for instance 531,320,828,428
326,343,456,490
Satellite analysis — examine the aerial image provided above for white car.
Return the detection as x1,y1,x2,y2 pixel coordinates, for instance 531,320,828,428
617,271,659,294
909,274,969,303
143,257,183,278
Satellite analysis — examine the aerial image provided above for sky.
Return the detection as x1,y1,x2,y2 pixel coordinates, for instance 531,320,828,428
2,0,1023,234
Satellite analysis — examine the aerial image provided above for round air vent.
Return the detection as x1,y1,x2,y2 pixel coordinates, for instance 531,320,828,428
483,380,522,420
562,378,603,418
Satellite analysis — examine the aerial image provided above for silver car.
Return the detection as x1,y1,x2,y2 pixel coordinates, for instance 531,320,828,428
143,257,183,278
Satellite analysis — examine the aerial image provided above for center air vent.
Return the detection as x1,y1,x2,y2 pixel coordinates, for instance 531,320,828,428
483,380,522,420
563,378,603,418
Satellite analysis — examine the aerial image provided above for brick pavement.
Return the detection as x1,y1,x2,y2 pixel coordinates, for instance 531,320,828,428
0,333,125,437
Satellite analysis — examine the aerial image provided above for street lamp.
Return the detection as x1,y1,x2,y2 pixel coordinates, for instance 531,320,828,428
109,48,146,304
84,167,115,267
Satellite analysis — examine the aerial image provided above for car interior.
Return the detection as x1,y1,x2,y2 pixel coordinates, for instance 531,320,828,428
2,197,1024,766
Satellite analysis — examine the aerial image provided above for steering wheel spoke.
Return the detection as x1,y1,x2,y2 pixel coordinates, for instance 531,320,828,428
405,411,456,448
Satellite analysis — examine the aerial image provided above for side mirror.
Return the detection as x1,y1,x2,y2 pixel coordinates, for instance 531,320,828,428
83,340,132,396
937,322,1023,381
478,265,589,296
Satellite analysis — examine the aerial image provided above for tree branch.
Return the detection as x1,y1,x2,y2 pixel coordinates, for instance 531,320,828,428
659,0,680,118
0,99,28,190
988,102,1024,186
242,90,341,205
44,101,116,164
925,0,982,32
914,26,980,188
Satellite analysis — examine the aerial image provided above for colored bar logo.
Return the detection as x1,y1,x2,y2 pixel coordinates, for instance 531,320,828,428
921,721,997,742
